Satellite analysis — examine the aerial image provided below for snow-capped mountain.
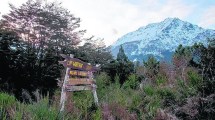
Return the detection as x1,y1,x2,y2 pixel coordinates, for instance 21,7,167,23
111,18,215,61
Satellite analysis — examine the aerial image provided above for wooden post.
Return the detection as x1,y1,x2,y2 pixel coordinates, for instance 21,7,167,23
60,54,73,112
88,68,99,106
92,84,99,106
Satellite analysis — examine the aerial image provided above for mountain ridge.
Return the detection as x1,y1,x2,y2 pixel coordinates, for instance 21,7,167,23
111,17,215,61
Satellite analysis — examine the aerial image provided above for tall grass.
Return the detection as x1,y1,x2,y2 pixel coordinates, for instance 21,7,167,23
0,69,206,119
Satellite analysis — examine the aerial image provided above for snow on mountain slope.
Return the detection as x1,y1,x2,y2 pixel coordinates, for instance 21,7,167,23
111,18,215,61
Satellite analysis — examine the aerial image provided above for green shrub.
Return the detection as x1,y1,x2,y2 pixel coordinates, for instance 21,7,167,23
0,93,19,119
92,108,102,120
12,103,27,120
143,85,155,96
187,70,202,88
95,72,111,100
0,93,16,108
176,78,198,101
107,85,128,106
144,95,161,119
128,91,144,119
0,107,7,120
123,74,139,89
95,72,111,88
176,79,189,99
156,74,167,86
72,91,94,119
157,88,176,106
114,74,120,86
27,96,59,120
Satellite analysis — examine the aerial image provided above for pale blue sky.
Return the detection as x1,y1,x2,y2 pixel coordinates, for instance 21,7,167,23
0,0,215,45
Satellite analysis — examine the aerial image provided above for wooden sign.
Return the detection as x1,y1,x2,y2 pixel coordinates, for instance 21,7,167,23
69,70,88,77
59,54,99,112
67,79,95,85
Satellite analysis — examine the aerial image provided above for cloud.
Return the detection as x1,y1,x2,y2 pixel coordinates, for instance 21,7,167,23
0,0,195,46
0,1,10,15
199,6,215,29
61,0,194,45
61,0,141,45
0,0,27,15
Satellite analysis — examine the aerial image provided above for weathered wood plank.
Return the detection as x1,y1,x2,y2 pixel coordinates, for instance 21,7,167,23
66,85,95,91
67,79,96,85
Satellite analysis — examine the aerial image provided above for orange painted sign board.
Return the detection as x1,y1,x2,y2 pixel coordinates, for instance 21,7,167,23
59,54,100,71
69,70,89,77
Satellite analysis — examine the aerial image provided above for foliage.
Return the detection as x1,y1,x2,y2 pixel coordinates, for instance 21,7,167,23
143,55,159,82
187,70,202,88
155,74,167,86
156,87,176,107
0,93,16,109
116,46,134,84
144,95,161,119
76,37,113,66
0,0,84,54
0,30,63,100
123,74,139,89
196,41,215,96
103,45,134,84
143,85,155,96
0,0,84,101
27,97,59,120
0,93,20,120
190,40,215,119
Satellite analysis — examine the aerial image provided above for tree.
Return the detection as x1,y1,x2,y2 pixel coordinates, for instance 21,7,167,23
117,45,129,62
0,0,84,55
0,30,27,97
103,46,134,84
143,55,159,82
173,45,193,82
0,0,85,101
192,41,215,96
76,37,113,66
173,41,215,119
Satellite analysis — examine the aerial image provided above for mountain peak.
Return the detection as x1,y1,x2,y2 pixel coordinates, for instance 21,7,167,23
164,17,180,21
138,17,181,30
111,18,215,61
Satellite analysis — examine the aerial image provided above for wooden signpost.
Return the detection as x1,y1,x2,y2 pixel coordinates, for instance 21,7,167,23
59,54,100,112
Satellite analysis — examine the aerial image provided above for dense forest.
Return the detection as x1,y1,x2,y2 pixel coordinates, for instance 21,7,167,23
0,0,214,120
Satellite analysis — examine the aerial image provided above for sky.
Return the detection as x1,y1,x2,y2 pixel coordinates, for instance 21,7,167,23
0,0,215,46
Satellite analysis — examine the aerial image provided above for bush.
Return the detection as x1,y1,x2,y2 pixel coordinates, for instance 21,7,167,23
156,74,167,86
27,96,59,120
92,108,102,120
157,88,176,106
143,85,155,96
123,74,139,89
0,93,16,109
187,70,202,88
144,95,161,119
0,92,23,120
72,91,95,119
96,72,111,87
